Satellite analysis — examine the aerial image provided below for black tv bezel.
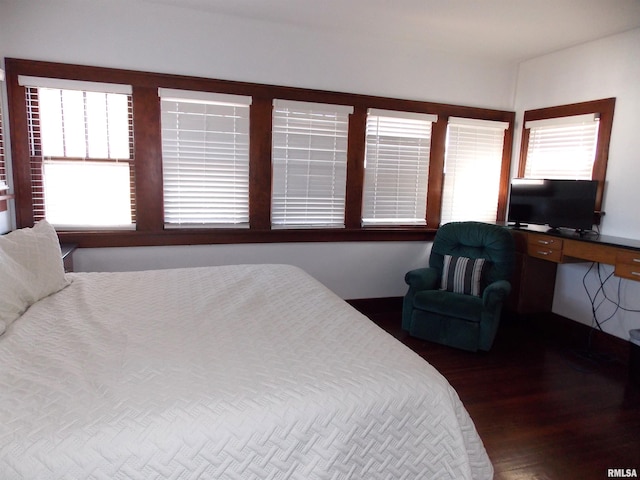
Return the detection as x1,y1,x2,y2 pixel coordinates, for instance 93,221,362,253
507,178,599,233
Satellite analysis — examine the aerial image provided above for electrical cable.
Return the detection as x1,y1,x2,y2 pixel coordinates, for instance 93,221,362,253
597,264,640,314
579,260,640,361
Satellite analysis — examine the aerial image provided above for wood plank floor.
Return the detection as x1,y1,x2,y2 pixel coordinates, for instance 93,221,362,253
365,309,640,480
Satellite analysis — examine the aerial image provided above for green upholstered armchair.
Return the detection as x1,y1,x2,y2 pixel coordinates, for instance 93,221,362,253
403,221,515,352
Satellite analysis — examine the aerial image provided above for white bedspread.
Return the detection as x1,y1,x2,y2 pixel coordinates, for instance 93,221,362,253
0,264,492,479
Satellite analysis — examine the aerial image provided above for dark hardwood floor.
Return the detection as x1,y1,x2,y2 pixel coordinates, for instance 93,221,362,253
365,308,640,480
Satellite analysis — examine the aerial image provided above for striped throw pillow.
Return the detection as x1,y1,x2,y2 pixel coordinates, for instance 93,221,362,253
441,255,487,297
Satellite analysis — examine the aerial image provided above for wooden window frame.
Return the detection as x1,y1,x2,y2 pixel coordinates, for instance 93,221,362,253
23,86,136,227
441,118,511,224
5,58,515,247
0,96,5,185
517,98,616,221
0,94,9,212
362,109,437,227
271,100,352,229
159,90,252,228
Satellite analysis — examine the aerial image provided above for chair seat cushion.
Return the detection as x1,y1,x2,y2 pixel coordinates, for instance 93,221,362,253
412,289,484,323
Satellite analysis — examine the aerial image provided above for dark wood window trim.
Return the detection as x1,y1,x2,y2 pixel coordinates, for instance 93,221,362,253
5,58,515,247
0,91,9,212
517,98,616,220
0,95,5,185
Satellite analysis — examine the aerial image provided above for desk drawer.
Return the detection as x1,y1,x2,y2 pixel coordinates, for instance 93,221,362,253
615,262,640,281
616,249,640,265
528,234,563,262
528,234,563,250
615,249,640,282
563,239,618,264
528,246,563,263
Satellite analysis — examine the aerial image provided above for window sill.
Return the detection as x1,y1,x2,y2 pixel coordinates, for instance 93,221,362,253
56,226,437,248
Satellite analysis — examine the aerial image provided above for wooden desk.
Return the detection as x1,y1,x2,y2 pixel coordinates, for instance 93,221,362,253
505,226,640,314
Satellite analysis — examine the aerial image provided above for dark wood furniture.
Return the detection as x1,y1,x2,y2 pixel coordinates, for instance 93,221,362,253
60,243,78,273
0,192,13,212
506,224,640,314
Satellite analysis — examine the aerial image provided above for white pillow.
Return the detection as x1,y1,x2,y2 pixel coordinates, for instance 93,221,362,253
0,220,70,329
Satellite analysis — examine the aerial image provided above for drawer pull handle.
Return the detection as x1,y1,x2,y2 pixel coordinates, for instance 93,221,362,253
537,250,550,255
632,271,640,277
537,240,552,245
633,258,640,263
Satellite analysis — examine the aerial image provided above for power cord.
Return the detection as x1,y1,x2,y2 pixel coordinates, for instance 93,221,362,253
583,262,640,325
582,262,617,332
578,261,640,364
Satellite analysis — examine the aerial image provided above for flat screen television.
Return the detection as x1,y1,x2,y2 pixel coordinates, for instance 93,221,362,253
508,178,598,233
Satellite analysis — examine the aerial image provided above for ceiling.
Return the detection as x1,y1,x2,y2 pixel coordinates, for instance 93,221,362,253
141,0,640,62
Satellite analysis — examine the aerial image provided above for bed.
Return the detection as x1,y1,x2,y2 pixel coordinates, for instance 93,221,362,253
0,221,493,479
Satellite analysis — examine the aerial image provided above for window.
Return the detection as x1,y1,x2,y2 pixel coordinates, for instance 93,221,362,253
6,59,515,247
20,76,134,229
271,99,352,228
518,98,616,219
524,114,600,179
441,117,509,223
362,109,436,226
160,89,251,227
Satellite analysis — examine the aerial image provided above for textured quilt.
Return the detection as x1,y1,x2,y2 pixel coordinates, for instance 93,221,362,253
0,264,493,479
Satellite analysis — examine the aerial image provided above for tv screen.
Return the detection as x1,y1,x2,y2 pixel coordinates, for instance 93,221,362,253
508,179,598,232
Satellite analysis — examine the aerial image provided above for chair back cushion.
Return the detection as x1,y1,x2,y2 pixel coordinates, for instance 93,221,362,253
430,221,515,291
440,255,488,296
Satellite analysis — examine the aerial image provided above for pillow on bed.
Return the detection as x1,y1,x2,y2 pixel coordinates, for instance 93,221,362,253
440,254,488,297
0,220,70,330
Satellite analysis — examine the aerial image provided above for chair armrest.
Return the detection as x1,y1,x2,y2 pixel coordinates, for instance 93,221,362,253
405,267,439,291
482,280,511,311
402,267,439,331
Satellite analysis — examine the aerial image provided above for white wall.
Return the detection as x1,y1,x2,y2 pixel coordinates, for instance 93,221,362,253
0,0,516,299
514,28,640,340
0,0,516,108
73,242,432,299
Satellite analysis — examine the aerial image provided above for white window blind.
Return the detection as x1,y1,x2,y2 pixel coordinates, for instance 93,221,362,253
18,75,132,95
24,82,134,229
159,89,251,227
271,99,352,228
362,109,436,226
441,117,508,224
524,114,599,180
